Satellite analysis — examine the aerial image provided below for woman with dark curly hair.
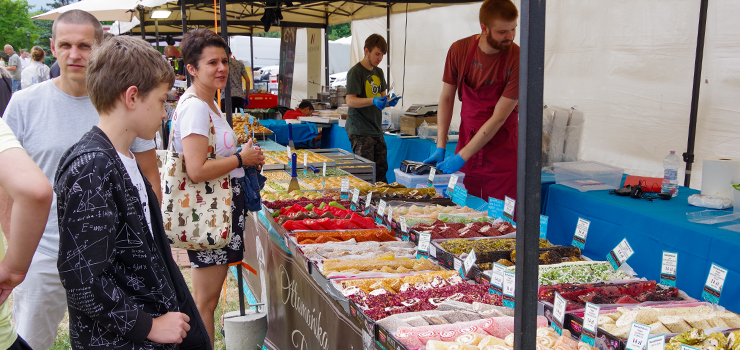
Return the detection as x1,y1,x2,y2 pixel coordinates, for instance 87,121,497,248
172,28,264,345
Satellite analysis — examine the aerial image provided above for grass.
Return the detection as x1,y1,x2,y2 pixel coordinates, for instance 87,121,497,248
10,266,240,350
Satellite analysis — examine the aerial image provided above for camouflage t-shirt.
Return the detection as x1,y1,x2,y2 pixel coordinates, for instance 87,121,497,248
345,62,386,137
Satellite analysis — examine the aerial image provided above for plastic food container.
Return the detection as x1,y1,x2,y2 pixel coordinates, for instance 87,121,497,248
394,168,465,189
553,161,623,191
686,210,740,224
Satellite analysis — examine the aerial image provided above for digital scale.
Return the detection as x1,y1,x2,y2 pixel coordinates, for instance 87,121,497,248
404,104,438,116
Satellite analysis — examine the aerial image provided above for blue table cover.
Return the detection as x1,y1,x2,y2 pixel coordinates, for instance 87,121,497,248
260,120,318,146
321,124,458,183
544,184,740,314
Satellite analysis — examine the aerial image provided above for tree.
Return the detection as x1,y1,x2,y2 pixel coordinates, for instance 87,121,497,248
0,0,38,52
327,23,350,41
30,1,80,54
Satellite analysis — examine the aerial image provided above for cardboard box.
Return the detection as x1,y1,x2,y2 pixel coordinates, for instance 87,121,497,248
400,115,437,135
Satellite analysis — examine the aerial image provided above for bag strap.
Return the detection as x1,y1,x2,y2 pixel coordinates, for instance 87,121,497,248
169,92,219,160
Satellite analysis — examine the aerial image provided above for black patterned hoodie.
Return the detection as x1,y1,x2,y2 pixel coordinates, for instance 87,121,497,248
55,127,212,350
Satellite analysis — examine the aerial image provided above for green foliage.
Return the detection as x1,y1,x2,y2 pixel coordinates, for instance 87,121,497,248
0,0,39,52
255,23,350,41
327,23,350,41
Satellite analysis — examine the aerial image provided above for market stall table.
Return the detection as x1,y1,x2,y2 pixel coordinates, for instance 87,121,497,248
321,124,458,183
544,184,740,314
260,119,320,147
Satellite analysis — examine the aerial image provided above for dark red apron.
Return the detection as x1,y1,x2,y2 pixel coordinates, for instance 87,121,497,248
457,36,518,201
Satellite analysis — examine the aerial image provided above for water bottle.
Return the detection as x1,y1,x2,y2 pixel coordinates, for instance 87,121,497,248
662,151,681,197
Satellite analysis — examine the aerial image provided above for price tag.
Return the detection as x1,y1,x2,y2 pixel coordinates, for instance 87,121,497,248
660,251,678,287
446,174,459,197
702,263,728,304
453,258,462,276
463,249,476,275
489,263,505,295
427,167,436,187
429,242,437,258
540,215,549,239
488,197,504,220
551,292,566,335
386,205,393,225
572,217,590,249
340,178,350,200
607,238,634,270
580,302,600,345
502,271,515,308
626,322,651,350
452,185,467,207
417,232,431,252
503,196,515,223
679,345,699,350
364,192,372,214
646,335,665,350
376,199,387,224
400,216,408,233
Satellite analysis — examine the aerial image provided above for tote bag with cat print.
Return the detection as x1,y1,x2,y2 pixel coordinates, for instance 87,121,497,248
161,94,232,250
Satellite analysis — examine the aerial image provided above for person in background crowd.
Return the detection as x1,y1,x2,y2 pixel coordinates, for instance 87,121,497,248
283,100,314,120
3,46,21,93
55,35,210,350
0,10,159,349
220,56,250,112
424,0,520,202
43,50,52,68
0,117,53,350
0,66,11,117
19,50,30,70
174,28,264,347
49,60,60,79
345,34,399,184
20,46,50,89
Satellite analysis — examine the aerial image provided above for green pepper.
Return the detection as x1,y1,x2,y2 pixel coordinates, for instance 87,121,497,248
272,210,281,218
319,202,327,210
328,201,347,210
305,203,315,211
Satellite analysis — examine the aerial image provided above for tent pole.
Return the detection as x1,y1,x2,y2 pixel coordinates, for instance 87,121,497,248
180,0,190,87
220,0,233,128
324,6,330,87
386,1,391,87
514,0,545,349
683,0,708,188
155,19,160,51
139,7,146,41
250,26,255,91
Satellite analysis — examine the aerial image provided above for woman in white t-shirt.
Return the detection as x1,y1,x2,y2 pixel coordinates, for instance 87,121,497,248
174,28,264,345
20,46,50,90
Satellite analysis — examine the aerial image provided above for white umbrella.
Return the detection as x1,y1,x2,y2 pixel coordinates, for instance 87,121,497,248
32,0,169,22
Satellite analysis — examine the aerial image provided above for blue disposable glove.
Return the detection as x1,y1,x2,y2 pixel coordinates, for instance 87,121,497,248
437,154,466,174
387,93,402,107
373,96,388,110
423,147,446,165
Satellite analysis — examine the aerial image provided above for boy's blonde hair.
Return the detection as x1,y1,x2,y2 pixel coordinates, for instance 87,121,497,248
87,36,175,115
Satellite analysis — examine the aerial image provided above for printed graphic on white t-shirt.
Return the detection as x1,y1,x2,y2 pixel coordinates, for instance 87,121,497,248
118,151,153,235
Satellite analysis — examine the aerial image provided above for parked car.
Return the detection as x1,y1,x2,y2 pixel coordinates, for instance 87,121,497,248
330,71,347,88
259,65,279,82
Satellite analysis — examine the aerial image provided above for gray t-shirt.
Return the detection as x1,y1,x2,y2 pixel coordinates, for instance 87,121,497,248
3,80,155,258
7,53,21,80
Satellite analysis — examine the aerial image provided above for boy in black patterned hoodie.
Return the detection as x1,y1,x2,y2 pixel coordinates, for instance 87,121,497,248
55,36,211,349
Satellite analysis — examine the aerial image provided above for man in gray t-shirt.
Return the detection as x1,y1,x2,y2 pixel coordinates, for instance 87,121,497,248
0,11,159,350
3,45,21,93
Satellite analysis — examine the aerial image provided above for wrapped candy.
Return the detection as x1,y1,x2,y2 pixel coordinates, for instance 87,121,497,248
669,328,706,345
701,332,728,348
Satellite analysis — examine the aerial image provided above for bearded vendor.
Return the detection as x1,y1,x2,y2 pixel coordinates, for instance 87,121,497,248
423,0,520,201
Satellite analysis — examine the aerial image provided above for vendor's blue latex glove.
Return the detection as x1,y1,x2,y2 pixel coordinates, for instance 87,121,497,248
437,154,466,174
423,147,446,165
373,96,388,110
388,93,402,107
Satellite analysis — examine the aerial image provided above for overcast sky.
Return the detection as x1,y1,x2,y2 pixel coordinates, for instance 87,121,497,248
27,0,52,12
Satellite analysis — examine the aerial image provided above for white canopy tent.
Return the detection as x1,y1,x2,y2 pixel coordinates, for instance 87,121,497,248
32,0,170,21
349,0,740,189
